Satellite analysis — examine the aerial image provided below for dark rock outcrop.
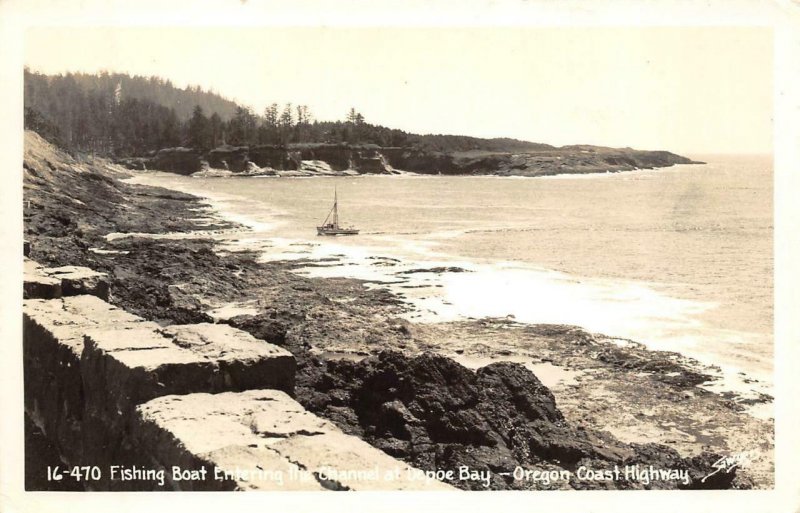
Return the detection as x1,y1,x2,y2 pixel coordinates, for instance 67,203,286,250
248,145,299,170
207,145,250,172
126,140,699,177
293,351,738,490
151,147,204,175
294,144,351,170
381,148,460,174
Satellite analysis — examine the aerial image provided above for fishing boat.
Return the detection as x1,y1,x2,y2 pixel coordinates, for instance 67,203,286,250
317,188,359,236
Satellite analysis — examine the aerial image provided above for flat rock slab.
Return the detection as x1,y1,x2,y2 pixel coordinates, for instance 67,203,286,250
23,259,62,300
46,265,110,300
24,295,154,359
24,296,294,410
23,259,110,300
83,327,220,413
134,390,454,491
162,324,295,392
83,322,296,416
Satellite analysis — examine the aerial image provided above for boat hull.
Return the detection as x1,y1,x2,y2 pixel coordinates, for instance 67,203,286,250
317,227,360,236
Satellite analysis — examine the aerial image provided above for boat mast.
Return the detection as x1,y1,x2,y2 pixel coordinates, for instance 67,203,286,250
332,187,339,227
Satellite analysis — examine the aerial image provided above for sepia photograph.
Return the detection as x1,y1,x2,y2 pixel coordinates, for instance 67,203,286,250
2,0,799,511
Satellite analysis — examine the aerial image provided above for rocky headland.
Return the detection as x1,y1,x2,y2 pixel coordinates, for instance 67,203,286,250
116,142,701,177
22,131,770,491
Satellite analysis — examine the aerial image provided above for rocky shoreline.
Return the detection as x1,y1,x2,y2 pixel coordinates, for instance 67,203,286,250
23,131,771,490
116,141,702,178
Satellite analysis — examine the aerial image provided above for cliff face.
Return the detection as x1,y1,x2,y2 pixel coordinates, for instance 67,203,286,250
117,142,701,177
151,147,205,175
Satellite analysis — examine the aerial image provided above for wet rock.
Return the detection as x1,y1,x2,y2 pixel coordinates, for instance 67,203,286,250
397,266,471,275
295,350,739,490
477,362,564,424
594,345,711,388
226,313,289,347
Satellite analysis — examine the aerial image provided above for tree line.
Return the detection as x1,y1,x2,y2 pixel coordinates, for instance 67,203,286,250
24,69,546,157
23,69,412,155
187,103,416,150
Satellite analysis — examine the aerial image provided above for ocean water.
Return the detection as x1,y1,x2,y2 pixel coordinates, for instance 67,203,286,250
129,155,773,404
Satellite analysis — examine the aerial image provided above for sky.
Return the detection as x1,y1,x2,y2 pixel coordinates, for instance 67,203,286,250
25,26,772,154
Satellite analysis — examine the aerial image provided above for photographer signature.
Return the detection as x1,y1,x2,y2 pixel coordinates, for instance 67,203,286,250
701,451,753,483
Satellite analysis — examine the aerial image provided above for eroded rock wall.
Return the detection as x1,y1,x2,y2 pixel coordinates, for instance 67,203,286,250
248,145,299,170
207,145,249,172
119,141,698,177
151,147,204,175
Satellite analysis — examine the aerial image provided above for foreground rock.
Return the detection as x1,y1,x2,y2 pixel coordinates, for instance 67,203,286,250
24,295,154,465
404,319,773,487
132,390,454,490
161,323,296,392
295,351,739,490
23,294,297,488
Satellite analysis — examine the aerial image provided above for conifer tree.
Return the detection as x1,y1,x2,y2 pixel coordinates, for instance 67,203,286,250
186,105,211,150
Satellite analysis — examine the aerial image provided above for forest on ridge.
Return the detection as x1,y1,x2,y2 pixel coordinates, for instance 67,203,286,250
23,69,550,157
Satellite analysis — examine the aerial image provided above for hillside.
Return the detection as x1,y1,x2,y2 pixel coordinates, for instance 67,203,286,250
24,69,240,121
22,70,555,157
24,70,549,156
23,69,243,155
22,70,701,178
